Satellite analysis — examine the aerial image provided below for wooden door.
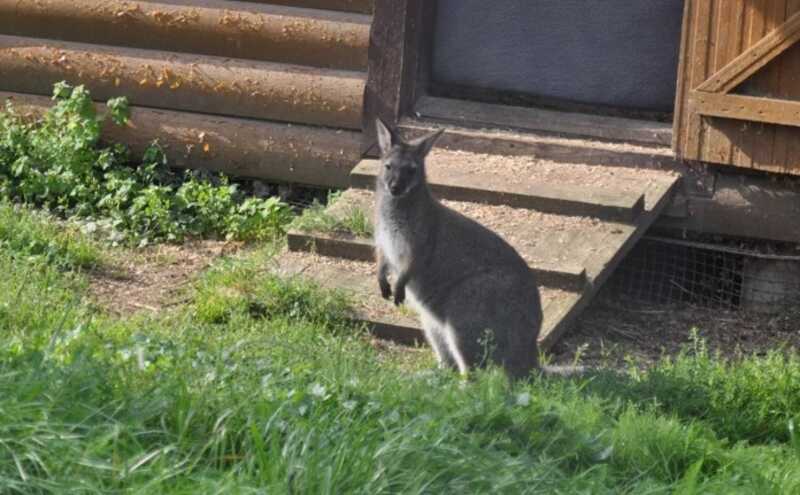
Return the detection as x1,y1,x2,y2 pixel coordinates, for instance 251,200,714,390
673,0,800,175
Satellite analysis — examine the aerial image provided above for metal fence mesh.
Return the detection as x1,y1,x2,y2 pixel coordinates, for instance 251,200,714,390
608,236,800,313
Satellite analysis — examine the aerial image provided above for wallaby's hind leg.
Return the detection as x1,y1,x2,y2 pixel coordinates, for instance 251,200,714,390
418,312,458,371
442,284,541,379
427,329,459,371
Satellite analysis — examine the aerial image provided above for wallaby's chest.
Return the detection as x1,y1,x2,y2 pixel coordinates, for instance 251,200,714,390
375,211,414,270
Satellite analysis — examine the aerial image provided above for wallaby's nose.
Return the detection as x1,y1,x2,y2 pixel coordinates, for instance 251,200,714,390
388,182,403,196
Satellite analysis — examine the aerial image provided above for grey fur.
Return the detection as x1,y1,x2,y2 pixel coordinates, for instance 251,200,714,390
373,119,543,379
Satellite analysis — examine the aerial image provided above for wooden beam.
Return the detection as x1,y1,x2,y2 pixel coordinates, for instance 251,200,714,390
361,0,431,154
696,10,800,94
690,91,800,127
681,0,714,160
416,95,672,146
362,0,412,150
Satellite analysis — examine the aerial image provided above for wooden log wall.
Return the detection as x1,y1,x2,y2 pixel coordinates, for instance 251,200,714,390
0,0,373,188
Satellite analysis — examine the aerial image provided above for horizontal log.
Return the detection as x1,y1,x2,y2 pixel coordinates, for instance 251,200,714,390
1,92,361,188
0,0,370,71
244,0,373,14
0,35,365,130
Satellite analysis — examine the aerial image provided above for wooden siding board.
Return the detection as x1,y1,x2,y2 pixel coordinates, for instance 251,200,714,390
682,0,715,160
702,0,735,165
777,0,800,168
671,0,694,153
736,0,767,167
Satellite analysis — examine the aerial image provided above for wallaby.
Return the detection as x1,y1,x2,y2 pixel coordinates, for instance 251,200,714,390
373,119,545,379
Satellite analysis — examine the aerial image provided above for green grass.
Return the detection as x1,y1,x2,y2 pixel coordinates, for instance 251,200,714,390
291,192,373,238
0,199,102,271
1,215,800,493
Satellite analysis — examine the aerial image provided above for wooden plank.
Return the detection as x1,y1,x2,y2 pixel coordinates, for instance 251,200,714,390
539,176,680,348
2,91,361,187
655,173,800,244
681,0,715,160
416,96,672,147
0,35,365,130
783,0,800,168
272,251,425,344
288,229,589,292
690,92,800,127
735,0,768,168
696,10,800,93
351,159,646,222
701,0,742,165
672,0,696,153
398,120,683,170
751,0,787,168
361,0,424,151
288,230,375,262
0,0,371,71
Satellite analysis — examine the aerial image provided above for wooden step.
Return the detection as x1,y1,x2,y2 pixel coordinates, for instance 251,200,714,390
280,170,679,348
387,119,684,170
287,229,589,291
271,250,581,349
0,35,365,130
288,188,592,291
415,95,673,147
0,0,371,71
351,154,648,222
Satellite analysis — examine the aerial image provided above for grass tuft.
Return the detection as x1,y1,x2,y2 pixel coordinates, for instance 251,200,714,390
291,192,373,238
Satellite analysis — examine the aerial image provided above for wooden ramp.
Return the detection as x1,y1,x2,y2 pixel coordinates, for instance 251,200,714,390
274,146,679,350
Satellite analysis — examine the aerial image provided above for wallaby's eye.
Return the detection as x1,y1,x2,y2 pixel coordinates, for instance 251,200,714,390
384,164,391,170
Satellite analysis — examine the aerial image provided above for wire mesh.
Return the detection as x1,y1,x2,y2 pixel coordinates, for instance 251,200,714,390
608,236,800,313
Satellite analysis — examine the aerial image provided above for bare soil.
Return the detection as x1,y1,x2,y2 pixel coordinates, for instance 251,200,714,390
86,239,798,369
88,240,241,315
551,293,800,368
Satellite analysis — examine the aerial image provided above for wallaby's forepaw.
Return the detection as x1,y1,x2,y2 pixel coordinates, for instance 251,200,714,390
379,278,392,300
393,285,405,306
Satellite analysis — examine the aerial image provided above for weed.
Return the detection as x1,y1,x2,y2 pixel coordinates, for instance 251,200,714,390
0,82,293,245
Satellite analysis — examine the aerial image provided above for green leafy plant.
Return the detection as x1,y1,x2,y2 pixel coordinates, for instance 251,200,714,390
0,82,293,245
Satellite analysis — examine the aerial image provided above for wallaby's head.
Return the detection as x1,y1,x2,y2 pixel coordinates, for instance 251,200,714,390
375,118,443,197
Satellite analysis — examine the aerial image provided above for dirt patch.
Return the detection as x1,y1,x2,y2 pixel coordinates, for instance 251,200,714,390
550,293,800,368
89,240,240,315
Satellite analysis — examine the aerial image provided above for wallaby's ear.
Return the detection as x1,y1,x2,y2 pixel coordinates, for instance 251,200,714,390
409,128,444,159
375,118,396,156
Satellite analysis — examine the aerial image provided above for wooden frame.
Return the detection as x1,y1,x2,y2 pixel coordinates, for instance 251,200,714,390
361,0,435,155
362,0,678,154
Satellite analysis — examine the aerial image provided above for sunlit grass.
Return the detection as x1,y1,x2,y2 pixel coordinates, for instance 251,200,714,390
1,214,799,493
